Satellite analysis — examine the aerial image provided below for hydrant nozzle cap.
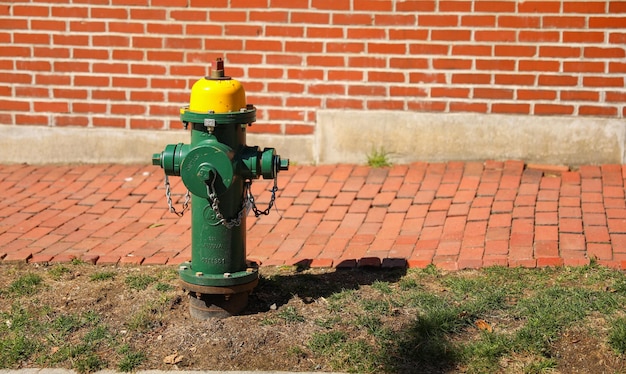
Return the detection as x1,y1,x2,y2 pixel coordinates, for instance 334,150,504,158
152,153,162,166
279,158,289,171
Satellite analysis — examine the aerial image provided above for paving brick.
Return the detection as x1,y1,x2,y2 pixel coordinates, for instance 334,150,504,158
424,211,447,227
142,256,170,265
29,253,54,264
318,181,343,198
436,183,458,198
366,168,389,184
433,256,459,271
406,204,429,219
96,255,121,265
429,198,452,212
342,177,365,192
358,257,381,268
484,240,509,255
372,191,396,207
310,258,333,268
559,233,586,251
303,175,328,192
382,258,407,269
559,196,581,207
492,201,513,213
119,255,144,266
50,253,77,264
535,212,558,225
348,199,371,214
80,254,100,265
413,190,435,204
587,243,612,260
308,198,333,213
381,176,404,192
536,257,562,267
356,184,381,199
488,213,512,228
468,207,491,221
365,207,387,223
3,250,32,263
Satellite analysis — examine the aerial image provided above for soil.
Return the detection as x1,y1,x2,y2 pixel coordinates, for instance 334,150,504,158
0,263,624,373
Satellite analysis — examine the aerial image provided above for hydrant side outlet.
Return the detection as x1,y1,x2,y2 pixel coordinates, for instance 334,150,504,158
153,58,289,319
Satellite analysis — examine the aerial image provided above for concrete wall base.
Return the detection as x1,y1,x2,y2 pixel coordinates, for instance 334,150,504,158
1,111,624,166
0,125,313,165
316,110,626,166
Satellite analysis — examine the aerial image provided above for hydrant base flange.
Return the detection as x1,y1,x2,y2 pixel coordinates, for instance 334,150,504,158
182,278,259,320
179,262,258,287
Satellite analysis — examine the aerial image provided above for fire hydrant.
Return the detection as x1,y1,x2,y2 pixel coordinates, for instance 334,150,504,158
152,58,288,319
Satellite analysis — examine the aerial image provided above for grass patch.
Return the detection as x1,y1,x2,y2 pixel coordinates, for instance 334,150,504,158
366,147,391,168
48,265,72,280
305,264,626,373
5,273,43,296
90,271,117,282
125,274,157,290
117,344,145,372
609,317,626,355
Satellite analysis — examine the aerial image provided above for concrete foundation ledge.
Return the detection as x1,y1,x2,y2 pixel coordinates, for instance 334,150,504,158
315,110,626,166
0,125,313,165
2,110,624,167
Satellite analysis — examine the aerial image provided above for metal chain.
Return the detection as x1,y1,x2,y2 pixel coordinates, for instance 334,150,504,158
247,177,278,217
164,174,190,217
162,168,280,225
206,175,246,229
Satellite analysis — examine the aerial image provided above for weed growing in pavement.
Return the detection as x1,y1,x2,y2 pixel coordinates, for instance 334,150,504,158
366,147,391,168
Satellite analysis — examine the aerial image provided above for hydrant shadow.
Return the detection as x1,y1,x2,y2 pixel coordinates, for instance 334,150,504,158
244,261,407,315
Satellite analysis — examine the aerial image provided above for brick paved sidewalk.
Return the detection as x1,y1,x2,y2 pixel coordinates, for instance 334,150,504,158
1,161,625,270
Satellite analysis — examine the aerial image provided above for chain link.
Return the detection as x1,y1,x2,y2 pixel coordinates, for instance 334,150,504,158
206,175,246,229
164,174,191,217
247,177,278,217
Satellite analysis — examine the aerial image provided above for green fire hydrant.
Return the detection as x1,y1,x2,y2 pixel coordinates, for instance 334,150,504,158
152,58,288,319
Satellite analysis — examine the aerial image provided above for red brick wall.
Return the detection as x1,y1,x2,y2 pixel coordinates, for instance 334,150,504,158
1,0,625,136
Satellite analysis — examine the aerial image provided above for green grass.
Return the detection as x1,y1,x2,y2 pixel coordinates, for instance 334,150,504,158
0,266,177,372
366,147,391,168
5,273,43,296
48,265,72,280
124,274,157,290
304,264,626,373
117,344,146,372
609,317,626,354
89,271,117,282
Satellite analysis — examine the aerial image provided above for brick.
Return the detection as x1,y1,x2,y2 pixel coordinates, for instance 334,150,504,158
310,258,333,268
3,250,33,264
